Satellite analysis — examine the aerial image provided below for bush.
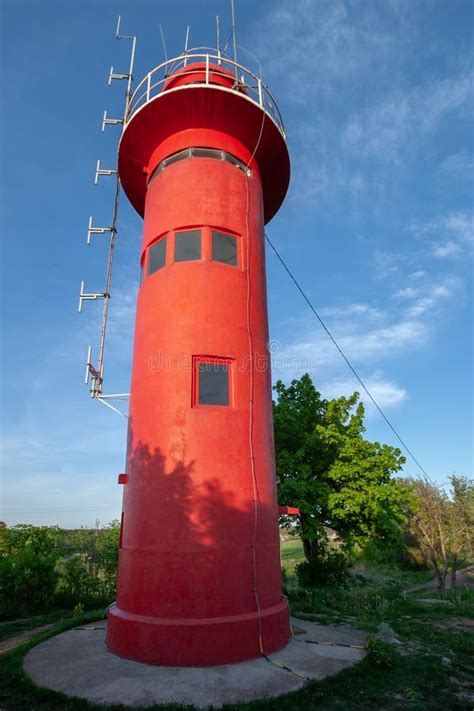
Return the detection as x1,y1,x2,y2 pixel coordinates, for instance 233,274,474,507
366,637,399,668
363,537,429,571
0,526,61,617
0,522,120,619
296,545,348,587
288,584,392,622
95,520,120,589
55,554,104,608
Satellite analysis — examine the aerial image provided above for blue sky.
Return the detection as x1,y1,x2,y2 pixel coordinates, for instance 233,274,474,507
1,0,472,528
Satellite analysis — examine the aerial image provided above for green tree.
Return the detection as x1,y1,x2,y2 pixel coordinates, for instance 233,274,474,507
0,525,62,617
95,519,120,596
273,374,407,561
448,475,474,587
405,475,473,590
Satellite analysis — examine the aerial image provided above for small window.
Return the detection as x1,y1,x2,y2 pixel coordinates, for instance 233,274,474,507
223,151,247,171
148,237,167,275
148,148,248,186
212,230,238,266
175,229,201,262
192,147,223,160
164,148,191,168
196,360,230,406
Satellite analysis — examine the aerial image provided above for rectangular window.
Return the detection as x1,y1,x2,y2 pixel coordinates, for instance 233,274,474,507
175,229,201,262
195,358,231,406
148,237,167,275
212,230,238,266
192,147,223,160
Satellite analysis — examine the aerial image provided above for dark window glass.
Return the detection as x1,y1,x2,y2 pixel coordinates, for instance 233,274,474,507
175,230,201,262
198,362,229,405
148,148,247,187
192,147,223,160
140,261,144,285
212,231,238,266
164,148,190,168
148,237,167,275
223,151,246,170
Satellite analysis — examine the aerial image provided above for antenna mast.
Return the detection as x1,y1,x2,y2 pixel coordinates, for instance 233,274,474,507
230,0,238,76
159,23,168,61
216,15,221,64
78,16,137,418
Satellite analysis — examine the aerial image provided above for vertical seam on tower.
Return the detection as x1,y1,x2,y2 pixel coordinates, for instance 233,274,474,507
245,108,266,658
245,168,263,654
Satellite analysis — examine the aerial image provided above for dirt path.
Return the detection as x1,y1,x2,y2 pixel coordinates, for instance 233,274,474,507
403,565,474,595
0,625,54,656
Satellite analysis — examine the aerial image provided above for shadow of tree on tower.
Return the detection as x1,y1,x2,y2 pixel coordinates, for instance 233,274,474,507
116,417,283,620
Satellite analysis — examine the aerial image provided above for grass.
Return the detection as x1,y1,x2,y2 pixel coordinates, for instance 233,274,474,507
280,537,305,575
0,611,76,642
1,551,473,710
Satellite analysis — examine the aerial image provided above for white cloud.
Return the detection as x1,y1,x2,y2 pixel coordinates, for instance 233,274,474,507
393,286,419,299
437,151,474,178
248,0,473,206
342,73,473,162
392,280,457,317
320,374,407,412
271,273,460,405
432,241,462,258
247,0,416,205
408,270,426,281
411,210,474,259
320,302,385,322
274,315,428,375
422,75,473,130
252,0,404,103
443,213,473,244
412,211,473,242
373,251,400,280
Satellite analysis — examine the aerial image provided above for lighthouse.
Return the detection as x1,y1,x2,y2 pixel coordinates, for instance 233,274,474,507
106,51,291,666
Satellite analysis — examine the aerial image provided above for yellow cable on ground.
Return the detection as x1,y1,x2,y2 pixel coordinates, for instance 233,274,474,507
259,635,310,681
305,639,366,650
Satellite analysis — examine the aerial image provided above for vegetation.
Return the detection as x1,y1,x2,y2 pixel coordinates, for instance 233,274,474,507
403,475,474,590
1,553,472,710
295,540,348,588
0,522,119,619
0,372,472,708
274,374,473,591
273,374,408,571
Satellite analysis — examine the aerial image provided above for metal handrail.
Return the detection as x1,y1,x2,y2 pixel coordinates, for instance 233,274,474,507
125,50,285,139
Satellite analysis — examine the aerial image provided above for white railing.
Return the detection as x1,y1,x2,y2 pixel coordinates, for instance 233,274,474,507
125,49,285,139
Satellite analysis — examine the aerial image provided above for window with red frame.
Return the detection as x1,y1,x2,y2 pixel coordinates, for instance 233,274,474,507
193,357,232,406
148,236,167,275
211,230,238,266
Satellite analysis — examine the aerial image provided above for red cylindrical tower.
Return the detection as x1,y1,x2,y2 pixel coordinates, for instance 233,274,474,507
106,55,290,666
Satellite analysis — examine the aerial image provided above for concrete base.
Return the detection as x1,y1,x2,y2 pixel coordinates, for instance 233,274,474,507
24,618,367,708
106,599,290,666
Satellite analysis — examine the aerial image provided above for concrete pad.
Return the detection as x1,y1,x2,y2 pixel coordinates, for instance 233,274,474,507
23,618,367,708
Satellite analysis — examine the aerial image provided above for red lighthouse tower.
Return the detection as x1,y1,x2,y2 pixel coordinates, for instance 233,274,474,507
106,50,291,666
